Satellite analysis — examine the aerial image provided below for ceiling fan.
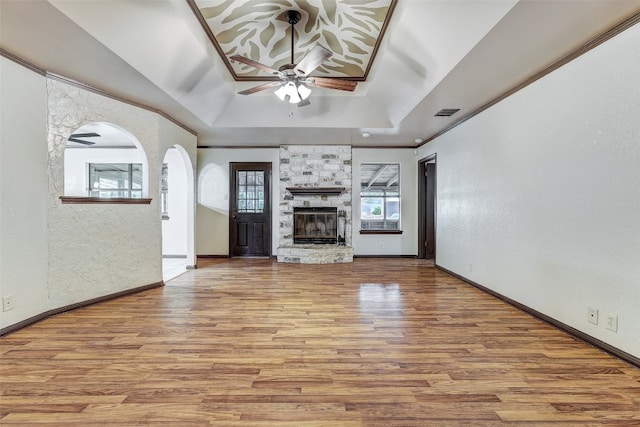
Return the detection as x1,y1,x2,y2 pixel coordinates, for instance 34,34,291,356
67,132,100,145
230,10,357,107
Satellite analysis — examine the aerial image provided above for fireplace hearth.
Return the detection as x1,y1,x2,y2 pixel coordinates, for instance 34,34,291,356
294,207,337,244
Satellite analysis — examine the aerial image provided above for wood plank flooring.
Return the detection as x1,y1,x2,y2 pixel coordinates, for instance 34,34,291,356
1,258,639,426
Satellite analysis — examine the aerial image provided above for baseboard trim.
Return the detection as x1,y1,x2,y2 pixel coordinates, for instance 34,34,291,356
354,255,417,259
436,264,640,369
0,281,164,337
197,255,230,259
162,255,187,259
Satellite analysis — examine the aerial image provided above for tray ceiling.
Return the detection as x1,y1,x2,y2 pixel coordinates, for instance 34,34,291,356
189,0,396,81
3,1,639,147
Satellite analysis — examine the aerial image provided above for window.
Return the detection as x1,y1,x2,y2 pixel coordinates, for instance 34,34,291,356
360,163,400,230
88,163,143,198
237,170,265,213
160,163,169,216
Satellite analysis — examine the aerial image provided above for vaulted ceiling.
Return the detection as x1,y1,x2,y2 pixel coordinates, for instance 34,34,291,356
1,0,639,147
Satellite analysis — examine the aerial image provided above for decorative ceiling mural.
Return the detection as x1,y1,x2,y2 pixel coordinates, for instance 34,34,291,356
188,0,397,81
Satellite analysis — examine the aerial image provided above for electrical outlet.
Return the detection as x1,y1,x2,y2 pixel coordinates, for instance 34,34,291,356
587,307,598,325
605,314,618,332
2,296,15,312
469,263,473,272
379,242,384,248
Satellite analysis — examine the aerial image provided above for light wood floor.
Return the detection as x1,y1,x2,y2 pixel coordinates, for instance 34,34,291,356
1,258,639,426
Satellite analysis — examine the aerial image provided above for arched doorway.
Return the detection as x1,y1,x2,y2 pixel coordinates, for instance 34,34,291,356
161,145,195,281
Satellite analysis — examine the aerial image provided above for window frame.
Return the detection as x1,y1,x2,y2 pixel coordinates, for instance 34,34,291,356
88,163,143,199
236,170,266,214
359,162,402,233
160,163,169,218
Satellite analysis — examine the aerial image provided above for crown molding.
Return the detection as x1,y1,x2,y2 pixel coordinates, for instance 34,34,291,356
419,10,640,148
0,48,197,137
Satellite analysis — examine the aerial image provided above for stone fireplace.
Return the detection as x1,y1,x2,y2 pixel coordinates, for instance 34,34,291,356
277,145,354,263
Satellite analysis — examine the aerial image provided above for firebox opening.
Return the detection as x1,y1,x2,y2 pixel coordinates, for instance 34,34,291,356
294,207,338,244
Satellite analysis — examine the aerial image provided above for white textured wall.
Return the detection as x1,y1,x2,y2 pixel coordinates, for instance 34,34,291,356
46,80,164,307
158,121,197,268
418,24,640,357
352,148,418,256
0,58,49,328
197,148,280,256
0,67,198,322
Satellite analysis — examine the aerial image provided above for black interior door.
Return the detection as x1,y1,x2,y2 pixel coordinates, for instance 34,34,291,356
418,157,436,260
229,163,271,257
425,162,436,260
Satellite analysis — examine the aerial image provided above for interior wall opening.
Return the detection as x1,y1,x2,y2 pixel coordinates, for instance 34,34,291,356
63,122,148,198
161,145,190,281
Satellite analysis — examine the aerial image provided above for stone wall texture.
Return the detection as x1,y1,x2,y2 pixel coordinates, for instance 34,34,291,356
278,145,353,262
46,79,197,307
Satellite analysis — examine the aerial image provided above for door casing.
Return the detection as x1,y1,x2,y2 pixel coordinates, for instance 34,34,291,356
229,162,272,257
418,154,436,260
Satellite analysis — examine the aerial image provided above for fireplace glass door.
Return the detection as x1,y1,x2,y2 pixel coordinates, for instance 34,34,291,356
294,207,337,244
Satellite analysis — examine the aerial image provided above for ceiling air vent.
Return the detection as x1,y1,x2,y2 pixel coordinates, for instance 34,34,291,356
435,108,460,117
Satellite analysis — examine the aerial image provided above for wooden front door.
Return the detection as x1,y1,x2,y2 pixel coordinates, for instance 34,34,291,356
229,162,271,257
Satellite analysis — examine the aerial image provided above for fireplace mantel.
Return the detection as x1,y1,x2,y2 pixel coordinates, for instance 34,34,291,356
286,187,345,197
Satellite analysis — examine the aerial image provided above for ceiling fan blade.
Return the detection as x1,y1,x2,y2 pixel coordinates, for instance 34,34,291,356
295,44,333,76
69,132,100,138
67,138,96,145
230,55,280,75
68,132,99,145
238,81,283,95
309,77,357,92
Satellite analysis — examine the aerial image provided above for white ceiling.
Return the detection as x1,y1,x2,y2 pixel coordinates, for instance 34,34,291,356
65,122,139,149
1,0,639,148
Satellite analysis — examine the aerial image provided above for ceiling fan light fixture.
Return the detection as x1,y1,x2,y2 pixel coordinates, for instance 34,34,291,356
275,81,311,104
297,83,311,100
